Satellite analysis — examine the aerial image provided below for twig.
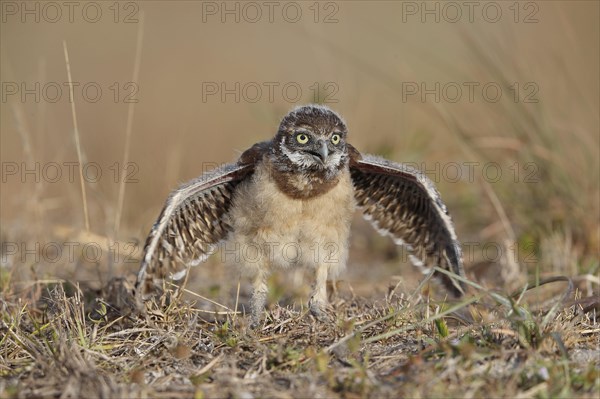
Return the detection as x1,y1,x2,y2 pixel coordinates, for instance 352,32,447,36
62,41,90,232
166,282,236,312
233,276,241,324
193,354,223,377
114,11,145,235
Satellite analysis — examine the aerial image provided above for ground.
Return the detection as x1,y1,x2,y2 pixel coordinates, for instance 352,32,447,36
1,268,598,398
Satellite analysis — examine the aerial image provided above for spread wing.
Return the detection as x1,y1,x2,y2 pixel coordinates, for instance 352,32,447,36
349,149,465,297
135,142,268,297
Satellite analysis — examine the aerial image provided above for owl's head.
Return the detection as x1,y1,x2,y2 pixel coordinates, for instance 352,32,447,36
274,104,349,176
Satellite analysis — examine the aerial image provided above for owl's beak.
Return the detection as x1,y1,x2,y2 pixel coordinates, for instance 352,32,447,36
305,140,329,163
316,140,329,162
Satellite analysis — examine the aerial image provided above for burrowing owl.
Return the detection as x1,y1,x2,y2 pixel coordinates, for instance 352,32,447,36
136,105,465,324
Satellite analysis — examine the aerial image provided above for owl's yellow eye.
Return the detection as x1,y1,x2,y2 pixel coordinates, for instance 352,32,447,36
331,134,341,145
296,133,309,144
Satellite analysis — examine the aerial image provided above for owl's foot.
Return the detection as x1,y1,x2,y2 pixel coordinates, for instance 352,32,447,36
249,313,263,329
309,297,334,322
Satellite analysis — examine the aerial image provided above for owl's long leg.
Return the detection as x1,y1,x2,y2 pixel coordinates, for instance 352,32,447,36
309,263,330,320
250,268,269,327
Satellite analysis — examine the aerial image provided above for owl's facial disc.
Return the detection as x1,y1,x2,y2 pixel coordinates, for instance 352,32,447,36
275,105,349,175
279,128,345,174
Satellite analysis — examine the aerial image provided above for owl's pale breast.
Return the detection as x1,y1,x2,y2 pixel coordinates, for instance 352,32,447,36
227,159,355,275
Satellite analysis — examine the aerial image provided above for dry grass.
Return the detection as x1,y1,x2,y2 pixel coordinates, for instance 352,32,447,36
1,272,598,398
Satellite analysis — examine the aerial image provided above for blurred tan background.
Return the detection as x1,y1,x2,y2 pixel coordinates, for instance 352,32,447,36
1,1,598,304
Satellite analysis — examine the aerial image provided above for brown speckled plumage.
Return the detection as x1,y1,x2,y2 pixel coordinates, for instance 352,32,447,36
136,105,465,324
136,163,253,293
349,154,464,296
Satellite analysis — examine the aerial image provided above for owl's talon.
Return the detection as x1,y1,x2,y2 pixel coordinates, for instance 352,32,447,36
249,318,262,330
309,299,334,322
